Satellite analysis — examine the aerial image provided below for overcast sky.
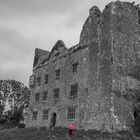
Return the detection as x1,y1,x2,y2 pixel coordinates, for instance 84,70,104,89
0,0,139,86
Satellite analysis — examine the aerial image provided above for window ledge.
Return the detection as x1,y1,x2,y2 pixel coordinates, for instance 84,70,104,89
67,118,75,121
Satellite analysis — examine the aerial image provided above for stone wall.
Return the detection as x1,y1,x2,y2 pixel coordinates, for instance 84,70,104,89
83,1,140,132
110,1,140,130
27,43,89,129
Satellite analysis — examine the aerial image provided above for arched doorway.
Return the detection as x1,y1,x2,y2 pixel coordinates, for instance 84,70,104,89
50,112,57,129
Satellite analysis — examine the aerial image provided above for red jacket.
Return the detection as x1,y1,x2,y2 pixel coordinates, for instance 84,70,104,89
69,123,74,129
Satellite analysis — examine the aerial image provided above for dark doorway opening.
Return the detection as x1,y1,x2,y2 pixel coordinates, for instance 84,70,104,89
133,107,140,135
50,112,57,130
138,10,140,24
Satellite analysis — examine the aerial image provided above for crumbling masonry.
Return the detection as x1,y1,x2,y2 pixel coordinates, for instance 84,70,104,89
27,1,140,132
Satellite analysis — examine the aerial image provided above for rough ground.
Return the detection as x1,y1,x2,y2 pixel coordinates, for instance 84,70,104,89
0,128,140,140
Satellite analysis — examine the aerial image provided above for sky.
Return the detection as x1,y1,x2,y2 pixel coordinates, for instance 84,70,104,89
0,0,140,86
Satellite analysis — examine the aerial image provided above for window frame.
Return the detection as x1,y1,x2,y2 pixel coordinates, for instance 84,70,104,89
44,74,48,84
37,76,41,86
138,10,140,24
32,111,38,120
55,69,60,80
70,83,78,100
55,52,60,57
53,88,59,100
35,92,40,101
72,62,78,73
67,106,76,120
42,109,49,120
42,91,48,101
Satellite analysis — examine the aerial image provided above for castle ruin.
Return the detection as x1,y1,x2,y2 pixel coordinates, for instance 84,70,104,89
26,1,140,132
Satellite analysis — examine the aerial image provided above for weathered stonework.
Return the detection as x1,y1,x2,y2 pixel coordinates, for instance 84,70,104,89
27,1,140,132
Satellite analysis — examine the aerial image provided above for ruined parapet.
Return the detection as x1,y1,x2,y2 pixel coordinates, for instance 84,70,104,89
49,40,67,59
89,6,101,18
53,40,66,49
79,17,90,47
33,48,49,68
79,6,101,47
88,6,101,91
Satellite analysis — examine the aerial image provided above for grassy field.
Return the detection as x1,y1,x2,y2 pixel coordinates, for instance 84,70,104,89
0,127,140,140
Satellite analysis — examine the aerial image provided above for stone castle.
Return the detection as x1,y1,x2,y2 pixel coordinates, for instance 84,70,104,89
26,1,140,132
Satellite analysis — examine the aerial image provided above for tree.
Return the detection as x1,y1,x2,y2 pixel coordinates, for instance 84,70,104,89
0,80,30,128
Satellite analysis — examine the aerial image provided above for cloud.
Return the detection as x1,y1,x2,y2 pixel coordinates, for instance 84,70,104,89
0,0,87,19
0,27,34,85
0,62,31,86
0,28,34,60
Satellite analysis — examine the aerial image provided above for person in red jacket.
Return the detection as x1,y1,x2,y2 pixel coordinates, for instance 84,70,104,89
68,123,74,135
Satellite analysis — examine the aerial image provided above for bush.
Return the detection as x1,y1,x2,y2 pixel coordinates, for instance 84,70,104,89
39,126,46,130
17,123,25,128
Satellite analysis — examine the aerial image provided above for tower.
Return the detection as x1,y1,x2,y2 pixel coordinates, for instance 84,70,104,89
79,1,140,131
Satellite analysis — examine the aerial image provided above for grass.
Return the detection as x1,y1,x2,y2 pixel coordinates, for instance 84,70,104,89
0,127,140,140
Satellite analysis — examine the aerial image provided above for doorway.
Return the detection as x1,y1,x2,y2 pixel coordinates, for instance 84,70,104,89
51,112,57,129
